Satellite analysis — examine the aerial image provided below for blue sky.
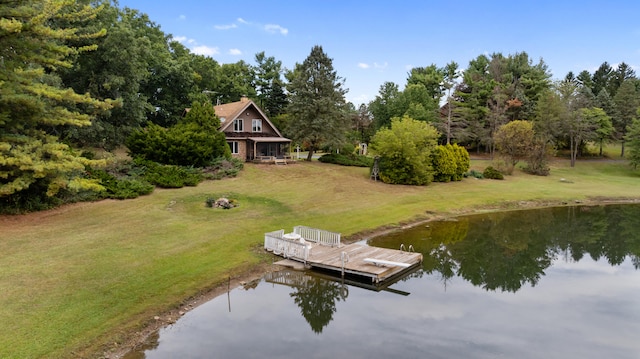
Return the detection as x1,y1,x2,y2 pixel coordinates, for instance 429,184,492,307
118,0,640,106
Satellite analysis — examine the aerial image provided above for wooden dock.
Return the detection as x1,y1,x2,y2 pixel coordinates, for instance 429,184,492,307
264,226,423,283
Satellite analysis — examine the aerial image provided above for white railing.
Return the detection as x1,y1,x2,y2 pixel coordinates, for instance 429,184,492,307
293,226,341,247
264,229,310,263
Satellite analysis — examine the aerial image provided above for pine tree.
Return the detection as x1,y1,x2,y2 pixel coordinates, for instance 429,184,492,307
626,117,640,169
286,45,349,161
0,0,112,205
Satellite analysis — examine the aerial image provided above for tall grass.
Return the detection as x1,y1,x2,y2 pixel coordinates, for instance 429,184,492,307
1,158,640,358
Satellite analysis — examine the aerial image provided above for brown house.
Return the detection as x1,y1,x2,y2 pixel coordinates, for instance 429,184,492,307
214,96,292,163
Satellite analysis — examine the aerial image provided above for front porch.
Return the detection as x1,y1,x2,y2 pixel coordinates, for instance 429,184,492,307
252,155,295,164
247,137,293,164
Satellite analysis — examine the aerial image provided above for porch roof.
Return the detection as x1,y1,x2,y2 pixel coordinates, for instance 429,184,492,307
247,137,292,143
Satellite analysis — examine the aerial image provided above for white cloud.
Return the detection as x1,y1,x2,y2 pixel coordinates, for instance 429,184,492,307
374,62,388,69
192,45,219,56
229,48,242,55
173,36,187,42
237,17,248,24
358,63,370,69
264,24,288,35
178,14,186,20
215,23,237,30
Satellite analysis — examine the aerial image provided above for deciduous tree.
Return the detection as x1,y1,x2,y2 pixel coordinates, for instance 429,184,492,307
369,116,439,185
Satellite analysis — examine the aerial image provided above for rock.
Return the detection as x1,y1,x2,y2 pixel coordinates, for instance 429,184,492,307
154,316,160,320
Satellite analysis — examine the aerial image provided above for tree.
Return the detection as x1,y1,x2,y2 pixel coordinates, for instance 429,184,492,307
369,81,404,130
586,107,614,156
612,79,640,156
253,52,288,117
369,116,439,185
442,61,460,144
0,0,112,206
592,62,613,97
126,100,229,166
59,4,160,149
494,120,535,171
625,116,640,169
286,45,349,160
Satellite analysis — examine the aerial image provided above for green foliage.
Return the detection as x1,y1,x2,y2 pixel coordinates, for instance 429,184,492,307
483,166,504,180
452,143,471,180
0,1,113,205
625,118,640,169
127,100,230,167
431,145,457,182
370,116,439,185
522,138,552,176
494,120,535,168
286,45,349,160
86,168,154,200
432,144,471,182
464,169,484,179
135,159,202,188
203,157,244,180
318,153,373,167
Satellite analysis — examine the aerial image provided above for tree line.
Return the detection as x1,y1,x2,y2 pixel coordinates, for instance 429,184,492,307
2,1,640,212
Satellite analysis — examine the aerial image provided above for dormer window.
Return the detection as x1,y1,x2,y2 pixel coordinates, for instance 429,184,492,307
233,119,243,132
252,119,262,132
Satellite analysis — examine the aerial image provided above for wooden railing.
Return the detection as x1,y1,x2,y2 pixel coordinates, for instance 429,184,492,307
264,229,310,263
293,226,341,247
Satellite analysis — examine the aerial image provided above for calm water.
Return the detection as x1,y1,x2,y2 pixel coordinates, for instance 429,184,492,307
127,204,640,359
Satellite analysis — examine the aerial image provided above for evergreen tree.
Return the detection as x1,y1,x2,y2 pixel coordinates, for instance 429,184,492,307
625,116,640,169
286,45,349,160
613,79,640,156
0,0,112,205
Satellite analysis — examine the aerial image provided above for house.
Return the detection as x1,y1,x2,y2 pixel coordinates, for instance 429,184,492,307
214,96,292,163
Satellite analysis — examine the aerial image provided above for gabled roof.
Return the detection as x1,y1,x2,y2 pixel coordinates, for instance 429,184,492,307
215,97,284,138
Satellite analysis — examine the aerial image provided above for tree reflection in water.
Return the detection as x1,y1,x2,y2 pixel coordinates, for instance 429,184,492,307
289,275,347,333
370,204,640,292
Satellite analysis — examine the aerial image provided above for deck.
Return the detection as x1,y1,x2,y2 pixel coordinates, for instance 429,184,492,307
264,226,423,283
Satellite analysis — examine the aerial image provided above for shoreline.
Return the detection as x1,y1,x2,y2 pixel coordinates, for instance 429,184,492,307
104,196,640,359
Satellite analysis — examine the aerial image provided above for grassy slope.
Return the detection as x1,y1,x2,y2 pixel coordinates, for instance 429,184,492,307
1,158,640,358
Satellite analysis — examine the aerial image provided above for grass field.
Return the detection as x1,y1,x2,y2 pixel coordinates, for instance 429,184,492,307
1,157,640,358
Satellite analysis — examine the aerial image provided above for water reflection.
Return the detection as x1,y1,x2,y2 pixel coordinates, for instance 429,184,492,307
264,271,348,333
128,204,640,359
370,204,640,292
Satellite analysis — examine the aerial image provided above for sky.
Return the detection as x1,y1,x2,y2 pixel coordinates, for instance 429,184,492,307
117,0,640,106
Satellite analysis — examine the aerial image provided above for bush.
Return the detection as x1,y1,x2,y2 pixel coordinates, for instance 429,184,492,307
318,153,373,167
202,157,244,180
135,158,203,188
483,166,504,180
464,169,484,179
126,100,231,167
432,144,470,182
86,168,154,199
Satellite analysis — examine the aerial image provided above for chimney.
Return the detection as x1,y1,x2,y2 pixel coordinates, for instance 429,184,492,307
240,95,249,103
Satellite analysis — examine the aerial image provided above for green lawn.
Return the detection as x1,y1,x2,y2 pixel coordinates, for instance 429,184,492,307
1,158,640,358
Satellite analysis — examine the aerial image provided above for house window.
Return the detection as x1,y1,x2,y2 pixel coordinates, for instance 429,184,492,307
233,119,243,132
228,141,239,154
252,119,262,132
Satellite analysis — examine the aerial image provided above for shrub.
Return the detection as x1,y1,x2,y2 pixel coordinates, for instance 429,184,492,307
318,153,373,167
370,116,439,185
432,145,457,182
483,166,504,180
464,169,484,179
135,159,203,188
86,168,154,199
126,100,231,167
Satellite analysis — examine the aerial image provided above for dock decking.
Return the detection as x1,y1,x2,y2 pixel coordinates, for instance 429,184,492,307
264,226,423,283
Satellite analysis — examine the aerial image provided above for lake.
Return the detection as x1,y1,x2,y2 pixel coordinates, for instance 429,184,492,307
125,204,640,359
